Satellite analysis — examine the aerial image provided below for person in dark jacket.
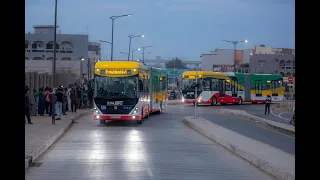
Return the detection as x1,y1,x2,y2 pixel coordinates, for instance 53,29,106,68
25,88,33,124
265,95,272,115
88,88,94,109
38,88,45,116
55,88,63,120
70,89,78,113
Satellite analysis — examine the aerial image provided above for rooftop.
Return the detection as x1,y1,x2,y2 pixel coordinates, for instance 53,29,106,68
33,25,59,29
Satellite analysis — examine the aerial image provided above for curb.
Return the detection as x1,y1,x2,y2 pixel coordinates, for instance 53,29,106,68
217,109,295,137
25,110,93,170
183,117,295,180
167,101,183,105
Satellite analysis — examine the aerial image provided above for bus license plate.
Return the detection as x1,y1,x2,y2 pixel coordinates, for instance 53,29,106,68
110,115,121,118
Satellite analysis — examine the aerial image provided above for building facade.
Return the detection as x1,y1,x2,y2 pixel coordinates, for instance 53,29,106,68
87,42,101,79
201,49,252,72
249,54,295,77
25,25,89,73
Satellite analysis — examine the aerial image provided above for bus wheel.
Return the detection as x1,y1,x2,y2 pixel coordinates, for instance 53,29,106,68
211,97,217,106
99,120,105,124
238,97,243,105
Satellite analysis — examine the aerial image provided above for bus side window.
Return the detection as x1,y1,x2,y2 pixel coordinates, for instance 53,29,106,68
225,81,231,91
212,78,219,91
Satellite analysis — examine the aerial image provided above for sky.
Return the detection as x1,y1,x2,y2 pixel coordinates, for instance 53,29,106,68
25,0,295,61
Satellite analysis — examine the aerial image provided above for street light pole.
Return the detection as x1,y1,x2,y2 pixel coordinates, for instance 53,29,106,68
99,40,111,61
128,35,144,61
142,46,153,63
120,52,129,60
223,40,248,73
131,48,140,61
194,68,198,118
110,14,131,61
52,0,58,124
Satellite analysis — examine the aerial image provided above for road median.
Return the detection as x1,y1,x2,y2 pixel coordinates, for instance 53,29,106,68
25,110,93,170
183,116,295,180
167,99,183,105
217,109,295,137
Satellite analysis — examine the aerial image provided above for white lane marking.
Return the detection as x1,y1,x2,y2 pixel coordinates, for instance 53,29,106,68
270,109,291,121
146,167,154,177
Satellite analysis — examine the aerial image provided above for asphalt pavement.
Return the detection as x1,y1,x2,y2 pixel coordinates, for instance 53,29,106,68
25,106,274,180
207,103,293,125
181,103,295,155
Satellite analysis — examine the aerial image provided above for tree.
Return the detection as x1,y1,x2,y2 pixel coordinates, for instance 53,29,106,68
165,57,187,69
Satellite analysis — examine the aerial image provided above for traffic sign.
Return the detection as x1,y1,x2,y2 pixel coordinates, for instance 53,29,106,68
288,76,294,82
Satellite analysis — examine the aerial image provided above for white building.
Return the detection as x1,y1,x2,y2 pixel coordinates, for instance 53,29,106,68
87,42,101,79
201,49,234,72
25,25,89,73
253,45,275,54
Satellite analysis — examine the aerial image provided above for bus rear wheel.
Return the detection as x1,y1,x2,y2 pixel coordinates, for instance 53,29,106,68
238,97,243,105
211,97,217,106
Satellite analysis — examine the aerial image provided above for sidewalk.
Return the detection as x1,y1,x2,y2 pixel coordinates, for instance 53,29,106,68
183,116,295,180
25,109,92,170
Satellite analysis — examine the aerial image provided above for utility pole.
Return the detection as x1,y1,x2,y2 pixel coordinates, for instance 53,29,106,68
51,0,58,125
194,68,198,118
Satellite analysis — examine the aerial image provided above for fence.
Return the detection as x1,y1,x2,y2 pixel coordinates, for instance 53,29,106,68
277,98,295,110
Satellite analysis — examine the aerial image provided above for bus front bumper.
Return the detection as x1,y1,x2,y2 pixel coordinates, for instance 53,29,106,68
94,114,142,121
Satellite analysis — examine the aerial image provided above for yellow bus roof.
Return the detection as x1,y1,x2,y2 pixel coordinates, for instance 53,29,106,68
182,71,226,78
95,61,148,70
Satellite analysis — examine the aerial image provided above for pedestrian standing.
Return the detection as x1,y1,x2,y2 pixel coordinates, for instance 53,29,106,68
265,95,272,115
46,89,53,116
63,88,68,115
38,88,45,116
25,88,33,124
70,89,78,113
55,88,63,120
29,89,37,116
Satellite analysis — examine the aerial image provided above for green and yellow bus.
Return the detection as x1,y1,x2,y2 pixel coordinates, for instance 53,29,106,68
93,61,168,124
181,71,284,105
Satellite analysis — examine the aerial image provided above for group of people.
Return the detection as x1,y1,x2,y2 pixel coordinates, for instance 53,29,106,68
25,85,94,123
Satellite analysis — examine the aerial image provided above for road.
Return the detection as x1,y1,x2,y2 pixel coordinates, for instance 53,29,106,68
25,106,274,180
181,103,295,155
203,102,293,125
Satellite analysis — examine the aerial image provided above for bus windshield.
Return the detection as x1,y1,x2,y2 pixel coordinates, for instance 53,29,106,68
94,76,138,99
181,79,198,91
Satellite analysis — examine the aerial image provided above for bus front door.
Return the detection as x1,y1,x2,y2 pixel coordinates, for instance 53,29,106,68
271,80,278,96
219,79,225,97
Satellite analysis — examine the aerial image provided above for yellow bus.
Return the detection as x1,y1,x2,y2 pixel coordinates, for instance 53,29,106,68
181,71,284,105
93,61,168,124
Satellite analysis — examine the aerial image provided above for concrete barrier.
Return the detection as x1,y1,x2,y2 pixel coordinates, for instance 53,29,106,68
25,110,93,170
183,116,295,180
167,99,183,105
217,109,295,137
